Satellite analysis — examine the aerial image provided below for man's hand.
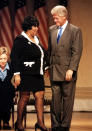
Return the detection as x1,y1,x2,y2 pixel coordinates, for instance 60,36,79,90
65,70,73,81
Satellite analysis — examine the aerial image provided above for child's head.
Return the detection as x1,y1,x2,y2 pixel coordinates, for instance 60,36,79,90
0,46,9,70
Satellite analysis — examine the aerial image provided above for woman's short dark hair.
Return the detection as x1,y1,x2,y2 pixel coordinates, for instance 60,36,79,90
22,16,39,32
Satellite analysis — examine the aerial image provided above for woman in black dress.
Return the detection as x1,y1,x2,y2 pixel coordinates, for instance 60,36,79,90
10,16,47,131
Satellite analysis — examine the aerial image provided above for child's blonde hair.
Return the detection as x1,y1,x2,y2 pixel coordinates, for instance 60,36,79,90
0,46,9,56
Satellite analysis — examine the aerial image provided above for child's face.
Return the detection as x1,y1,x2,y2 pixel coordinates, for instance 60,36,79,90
0,54,8,70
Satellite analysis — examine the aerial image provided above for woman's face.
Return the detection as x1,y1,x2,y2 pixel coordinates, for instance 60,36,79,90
29,26,39,37
0,54,8,70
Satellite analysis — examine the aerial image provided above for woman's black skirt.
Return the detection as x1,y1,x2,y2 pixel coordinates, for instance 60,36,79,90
18,74,44,93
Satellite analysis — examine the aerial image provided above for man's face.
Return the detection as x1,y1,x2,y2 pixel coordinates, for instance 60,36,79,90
0,54,8,70
52,14,66,26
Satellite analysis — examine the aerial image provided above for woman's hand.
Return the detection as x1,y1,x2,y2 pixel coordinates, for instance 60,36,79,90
44,69,49,77
14,74,21,87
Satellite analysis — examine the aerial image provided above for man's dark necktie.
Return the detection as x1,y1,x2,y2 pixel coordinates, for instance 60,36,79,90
57,27,62,44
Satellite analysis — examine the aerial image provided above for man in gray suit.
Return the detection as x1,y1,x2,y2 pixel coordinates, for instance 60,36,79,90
47,5,83,131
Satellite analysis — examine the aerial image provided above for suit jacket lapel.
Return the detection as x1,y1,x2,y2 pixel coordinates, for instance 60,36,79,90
51,26,58,53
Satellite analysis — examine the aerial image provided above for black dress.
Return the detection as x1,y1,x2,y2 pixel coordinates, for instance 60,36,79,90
10,34,46,93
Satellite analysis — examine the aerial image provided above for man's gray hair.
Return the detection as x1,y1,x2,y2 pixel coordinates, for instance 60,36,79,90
51,5,68,17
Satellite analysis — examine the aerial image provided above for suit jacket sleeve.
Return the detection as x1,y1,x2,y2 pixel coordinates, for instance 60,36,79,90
10,36,24,74
69,28,83,71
